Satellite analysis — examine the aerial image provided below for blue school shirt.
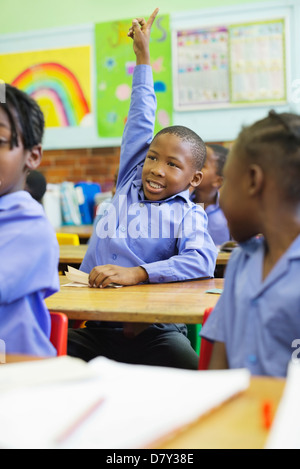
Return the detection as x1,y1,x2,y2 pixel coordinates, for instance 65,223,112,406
190,191,230,246
201,235,300,377
81,65,217,284
0,191,59,356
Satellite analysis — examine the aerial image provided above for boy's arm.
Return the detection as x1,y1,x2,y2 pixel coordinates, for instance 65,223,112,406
208,342,229,370
117,9,159,188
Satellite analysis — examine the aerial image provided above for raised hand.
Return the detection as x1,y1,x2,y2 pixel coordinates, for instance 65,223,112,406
127,8,159,65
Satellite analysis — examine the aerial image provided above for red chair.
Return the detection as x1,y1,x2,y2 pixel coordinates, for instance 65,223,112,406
198,307,214,370
50,312,68,356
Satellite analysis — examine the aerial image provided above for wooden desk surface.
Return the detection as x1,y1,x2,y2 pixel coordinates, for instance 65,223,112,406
156,376,286,450
56,225,93,239
46,276,223,324
59,245,88,264
59,245,231,267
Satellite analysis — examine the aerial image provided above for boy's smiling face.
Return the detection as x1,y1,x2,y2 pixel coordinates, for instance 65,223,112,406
142,132,202,201
0,107,41,197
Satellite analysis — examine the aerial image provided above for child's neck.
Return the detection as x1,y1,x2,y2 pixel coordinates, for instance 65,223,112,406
194,191,218,208
262,204,300,280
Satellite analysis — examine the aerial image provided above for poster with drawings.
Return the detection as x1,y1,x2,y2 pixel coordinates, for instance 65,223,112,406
173,18,286,110
95,14,172,137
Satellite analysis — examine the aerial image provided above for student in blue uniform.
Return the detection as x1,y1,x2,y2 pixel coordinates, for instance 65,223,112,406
191,144,230,246
201,110,300,377
68,9,217,369
0,84,59,356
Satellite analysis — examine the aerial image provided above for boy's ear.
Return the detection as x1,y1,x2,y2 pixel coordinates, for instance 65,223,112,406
248,164,264,196
25,144,42,170
190,170,203,188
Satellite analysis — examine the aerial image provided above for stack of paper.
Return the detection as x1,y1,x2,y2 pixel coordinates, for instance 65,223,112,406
0,356,250,449
64,266,122,288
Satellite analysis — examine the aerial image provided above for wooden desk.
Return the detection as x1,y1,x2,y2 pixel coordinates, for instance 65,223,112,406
56,225,93,243
59,245,88,265
46,276,223,324
156,376,285,449
59,245,230,271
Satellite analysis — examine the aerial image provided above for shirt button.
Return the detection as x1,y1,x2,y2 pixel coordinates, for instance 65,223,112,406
120,226,126,232
139,203,144,207
112,254,117,260
248,354,257,364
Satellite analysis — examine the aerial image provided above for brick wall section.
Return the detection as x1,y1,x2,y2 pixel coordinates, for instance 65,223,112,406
40,141,232,192
40,146,121,192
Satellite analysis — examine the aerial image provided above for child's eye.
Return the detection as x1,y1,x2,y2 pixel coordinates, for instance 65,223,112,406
147,155,157,161
168,161,178,168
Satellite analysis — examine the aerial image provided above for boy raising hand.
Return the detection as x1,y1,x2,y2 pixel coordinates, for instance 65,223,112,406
68,10,217,369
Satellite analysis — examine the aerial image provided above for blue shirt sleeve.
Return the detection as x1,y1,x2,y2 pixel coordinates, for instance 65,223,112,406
117,65,156,189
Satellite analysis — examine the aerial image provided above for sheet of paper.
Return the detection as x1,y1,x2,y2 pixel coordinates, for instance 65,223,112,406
0,356,250,449
265,361,300,449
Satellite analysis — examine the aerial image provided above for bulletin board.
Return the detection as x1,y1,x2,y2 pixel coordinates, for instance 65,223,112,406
173,17,287,111
0,46,92,128
95,14,173,138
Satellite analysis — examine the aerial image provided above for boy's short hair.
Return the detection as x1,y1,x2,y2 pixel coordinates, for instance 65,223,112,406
152,125,206,170
25,170,47,203
207,144,229,176
0,84,44,150
236,110,300,202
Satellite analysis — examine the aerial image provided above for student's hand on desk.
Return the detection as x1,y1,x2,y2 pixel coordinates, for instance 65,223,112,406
88,265,148,288
127,7,159,65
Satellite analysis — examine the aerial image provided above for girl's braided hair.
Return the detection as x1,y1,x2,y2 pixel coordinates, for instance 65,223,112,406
235,110,300,201
0,84,44,150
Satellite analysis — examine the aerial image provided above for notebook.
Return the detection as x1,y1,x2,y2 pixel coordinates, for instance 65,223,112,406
0,356,250,449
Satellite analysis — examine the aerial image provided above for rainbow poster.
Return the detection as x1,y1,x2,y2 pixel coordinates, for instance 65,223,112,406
0,46,92,128
95,14,172,137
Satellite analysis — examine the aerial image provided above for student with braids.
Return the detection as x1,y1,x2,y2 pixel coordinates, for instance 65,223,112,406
201,111,300,377
0,84,59,356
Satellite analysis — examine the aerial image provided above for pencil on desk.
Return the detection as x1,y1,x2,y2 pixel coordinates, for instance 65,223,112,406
54,396,106,445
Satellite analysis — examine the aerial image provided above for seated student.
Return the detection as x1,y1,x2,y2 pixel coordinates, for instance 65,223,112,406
190,144,230,246
201,111,300,377
68,9,217,370
25,169,47,204
0,84,59,356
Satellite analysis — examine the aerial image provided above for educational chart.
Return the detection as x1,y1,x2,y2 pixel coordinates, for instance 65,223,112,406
174,26,230,109
95,14,172,137
173,18,286,110
0,46,92,128
229,20,286,104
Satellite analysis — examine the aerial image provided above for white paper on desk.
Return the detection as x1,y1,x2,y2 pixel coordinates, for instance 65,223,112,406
63,265,122,288
265,361,300,449
0,356,250,449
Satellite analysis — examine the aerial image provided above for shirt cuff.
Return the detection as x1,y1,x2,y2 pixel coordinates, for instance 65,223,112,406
133,64,153,88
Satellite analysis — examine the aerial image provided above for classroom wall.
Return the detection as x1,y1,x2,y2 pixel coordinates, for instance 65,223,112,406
1,0,298,189
1,0,276,34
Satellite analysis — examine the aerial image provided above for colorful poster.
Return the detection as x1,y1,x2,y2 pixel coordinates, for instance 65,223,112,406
95,14,172,137
0,46,92,128
173,18,286,110
229,19,286,103
174,26,230,109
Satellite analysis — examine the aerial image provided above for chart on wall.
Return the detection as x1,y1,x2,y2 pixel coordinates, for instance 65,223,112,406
173,18,286,110
0,46,92,128
95,14,172,137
